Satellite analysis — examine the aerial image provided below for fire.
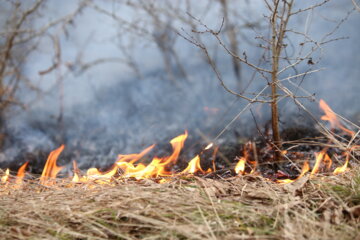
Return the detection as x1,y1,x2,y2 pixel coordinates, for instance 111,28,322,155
0,129,356,189
180,155,207,174
311,148,332,175
72,172,80,183
204,143,214,150
71,131,190,183
117,144,155,164
234,142,256,175
1,168,10,183
39,145,65,185
72,161,80,182
116,131,188,180
86,167,118,183
277,161,310,184
15,161,28,185
333,154,350,175
299,161,310,178
234,157,246,175
319,99,354,136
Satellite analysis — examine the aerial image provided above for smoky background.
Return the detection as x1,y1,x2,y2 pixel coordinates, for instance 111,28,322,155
0,0,359,172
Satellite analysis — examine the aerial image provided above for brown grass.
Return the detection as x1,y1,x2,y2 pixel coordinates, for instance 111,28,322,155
0,169,359,240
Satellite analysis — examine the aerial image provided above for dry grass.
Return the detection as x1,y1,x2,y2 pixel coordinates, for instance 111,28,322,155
0,169,359,240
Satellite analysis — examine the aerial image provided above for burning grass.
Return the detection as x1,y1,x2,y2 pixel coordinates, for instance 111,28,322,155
0,99,359,239
0,169,359,240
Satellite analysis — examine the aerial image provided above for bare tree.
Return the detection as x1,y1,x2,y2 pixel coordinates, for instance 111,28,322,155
178,0,357,162
0,0,86,147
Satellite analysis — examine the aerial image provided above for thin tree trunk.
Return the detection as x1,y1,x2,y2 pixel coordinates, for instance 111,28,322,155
270,0,293,161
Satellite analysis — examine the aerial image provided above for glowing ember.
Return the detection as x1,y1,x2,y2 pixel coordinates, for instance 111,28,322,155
39,145,65,185
319,99,354,136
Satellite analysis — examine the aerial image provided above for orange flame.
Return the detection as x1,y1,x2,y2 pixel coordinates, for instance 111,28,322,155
116,131,188,180
40,145,65,185
72,161,80,183
181,155,206,174
299,161,310,177
15,161,28,186
84,166,118,184
234,142,256,175
277,161,310,184
323,154,332,170
117,144,155,164
333,154,350,175
0,129,355,188
311,148,332,175
319,99,354,136
235,157,246,175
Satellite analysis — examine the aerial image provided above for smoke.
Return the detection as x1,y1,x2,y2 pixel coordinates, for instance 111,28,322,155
1,0,359,170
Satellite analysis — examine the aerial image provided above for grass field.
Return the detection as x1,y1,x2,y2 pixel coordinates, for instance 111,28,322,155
1,168,359,240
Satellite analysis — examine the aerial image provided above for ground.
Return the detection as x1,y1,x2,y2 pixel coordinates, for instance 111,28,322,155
0,169,359,240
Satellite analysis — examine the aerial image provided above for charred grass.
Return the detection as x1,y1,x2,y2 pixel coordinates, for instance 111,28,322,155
0,169,359,240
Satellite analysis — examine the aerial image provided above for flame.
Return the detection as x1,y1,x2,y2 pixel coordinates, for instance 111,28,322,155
0,129,355,189
1,168,10,183
319,99,354,136
72,172,80,183
39,145,65,185
334,145,359,175
277,161,310,184
84,166,118,184
15,162,28,186
116,131,188,180
323,154,332,170
72,161,80,183
168,131,188,164
311,148,332,175
333,154,350,175
204,143,213,150
181,155,206,174
234,142,256,175
117,144,155,164
299,161,310,178
235,157,246,175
